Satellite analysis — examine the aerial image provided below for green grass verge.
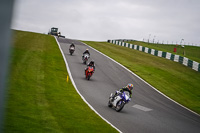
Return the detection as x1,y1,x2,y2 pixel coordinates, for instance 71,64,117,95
82,41,200,114
4,30,118,133
125,40,200,63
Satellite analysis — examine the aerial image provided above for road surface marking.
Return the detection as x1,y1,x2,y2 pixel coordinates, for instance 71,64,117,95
55,38,122,133
132,104,152,112
84,40,200,116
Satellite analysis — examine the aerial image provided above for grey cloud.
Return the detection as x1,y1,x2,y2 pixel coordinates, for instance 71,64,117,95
12,0,200,45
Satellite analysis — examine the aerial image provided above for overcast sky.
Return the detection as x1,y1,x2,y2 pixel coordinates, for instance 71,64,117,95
11,0,200,45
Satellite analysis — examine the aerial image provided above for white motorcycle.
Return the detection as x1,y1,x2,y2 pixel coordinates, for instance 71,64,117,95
108,91,131,112
82,53,90,64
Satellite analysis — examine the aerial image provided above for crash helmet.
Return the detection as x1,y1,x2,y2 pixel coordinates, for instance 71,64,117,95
127,83,134,91
86,49,89,51
90,60,94,65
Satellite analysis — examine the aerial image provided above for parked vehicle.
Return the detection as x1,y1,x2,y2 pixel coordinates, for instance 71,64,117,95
48,27,65,38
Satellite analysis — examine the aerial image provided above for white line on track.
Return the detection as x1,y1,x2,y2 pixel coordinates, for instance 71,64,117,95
132,104,152,112
82,42,200,117
55,37,122,133
55,37,199,133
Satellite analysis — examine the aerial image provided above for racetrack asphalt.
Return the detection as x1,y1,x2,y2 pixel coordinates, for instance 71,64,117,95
57,37,200,133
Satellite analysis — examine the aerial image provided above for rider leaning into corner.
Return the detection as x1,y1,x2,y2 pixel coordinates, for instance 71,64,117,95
85,60,95,74
111,83,133,101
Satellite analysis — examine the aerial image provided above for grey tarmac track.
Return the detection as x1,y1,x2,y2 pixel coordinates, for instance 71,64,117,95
57,37,200,133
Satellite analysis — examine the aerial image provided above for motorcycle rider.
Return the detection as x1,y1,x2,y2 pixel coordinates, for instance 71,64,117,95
83,49,90,55
85,60,95,75
111,83,133,101
82,49,90,60
69,42,75,49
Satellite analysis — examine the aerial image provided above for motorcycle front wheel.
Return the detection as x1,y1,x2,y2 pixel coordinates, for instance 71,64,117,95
108,100,112,107
115,100,125,112
87,75,90,80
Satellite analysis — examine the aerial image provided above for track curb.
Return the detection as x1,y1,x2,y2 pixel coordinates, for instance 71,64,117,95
55,37,122,133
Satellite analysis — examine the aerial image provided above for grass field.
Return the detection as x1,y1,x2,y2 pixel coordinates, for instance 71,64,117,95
4,31,118,133
124,40,200,63
82,41,200,114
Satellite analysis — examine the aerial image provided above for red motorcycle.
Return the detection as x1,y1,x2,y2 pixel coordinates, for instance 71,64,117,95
85,66,94,80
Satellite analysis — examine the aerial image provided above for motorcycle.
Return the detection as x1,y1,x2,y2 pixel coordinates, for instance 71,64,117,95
85,66,94,80
108,91,131,112
69,46,75,55
82,53,90,64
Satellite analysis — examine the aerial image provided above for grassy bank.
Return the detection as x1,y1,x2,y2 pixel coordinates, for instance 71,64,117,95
125,40,200,63
4,31,118,133
83,41,200,114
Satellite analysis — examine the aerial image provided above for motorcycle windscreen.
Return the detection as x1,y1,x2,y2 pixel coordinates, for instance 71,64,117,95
84,54,89,58
124,94,130,101
88,67,94,72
